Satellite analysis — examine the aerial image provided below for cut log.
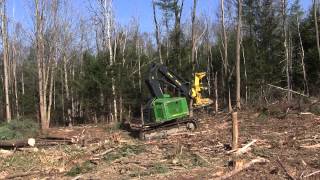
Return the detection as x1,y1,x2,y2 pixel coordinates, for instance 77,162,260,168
0,138,35,148
36,139,73,146
39,135,78,143
93,148,114,157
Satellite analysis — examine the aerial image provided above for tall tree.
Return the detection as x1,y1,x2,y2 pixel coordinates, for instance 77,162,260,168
191,0,197,67
236,0,242,109
0,0,11,122
156,0,184,66
314,0,320,61
173,0,183,67
34,0,57,129
103,0,117,122
282,0,292,102
220,0,230,110
152,0,163,64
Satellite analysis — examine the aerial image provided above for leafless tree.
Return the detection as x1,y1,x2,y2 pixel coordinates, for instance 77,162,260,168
236,0,242,110
281,0,292,102
0,0,11,122
297,16,308,95
152,0,163,64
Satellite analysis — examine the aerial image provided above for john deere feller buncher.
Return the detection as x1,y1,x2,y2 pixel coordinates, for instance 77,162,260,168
130,63,213,140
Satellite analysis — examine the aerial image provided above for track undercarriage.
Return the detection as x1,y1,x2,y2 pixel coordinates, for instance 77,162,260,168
130,118,198,140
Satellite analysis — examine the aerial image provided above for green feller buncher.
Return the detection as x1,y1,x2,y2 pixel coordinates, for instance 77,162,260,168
130,63,213,140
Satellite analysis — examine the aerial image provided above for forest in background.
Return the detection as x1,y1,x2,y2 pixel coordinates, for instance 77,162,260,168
0,0,319,130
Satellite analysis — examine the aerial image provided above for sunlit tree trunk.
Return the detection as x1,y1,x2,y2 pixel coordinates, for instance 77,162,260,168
63,54,72,126
35,0,48,129
281,0,291,102
220,0,229,110
236,0,242,110
104,0,117,122
1,0,11,122
297,16,308,95
34,0,57,130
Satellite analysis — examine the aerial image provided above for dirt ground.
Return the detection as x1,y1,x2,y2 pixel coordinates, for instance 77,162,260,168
0,109,319,180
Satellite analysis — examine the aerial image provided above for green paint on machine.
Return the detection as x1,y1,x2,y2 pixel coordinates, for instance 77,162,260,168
152,94,189,123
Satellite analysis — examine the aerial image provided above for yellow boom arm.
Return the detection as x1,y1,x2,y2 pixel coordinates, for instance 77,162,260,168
191,72,213,108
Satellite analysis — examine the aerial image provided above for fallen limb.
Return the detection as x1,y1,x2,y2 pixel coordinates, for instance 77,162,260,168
277,157,295,180
235,140,257,155
304,170,320,178
300,144,320,149
1,170,41,179
226,139,257,155
39,136,78,143
267,84,309,97
93,148,114,157
213,157,269,180
194,153,210,165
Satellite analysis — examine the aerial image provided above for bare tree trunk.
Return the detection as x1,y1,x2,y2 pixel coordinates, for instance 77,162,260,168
152,0,163,64
35,0,48,129
282,0,291,102
165,21,169,64
173,0,184,67
221,0,228,109
191,0,197,67
104,0,117,122
236,0,242,110
1,0,11,122
63,55,72,126
289,31,293,101
122,31,127,66
34,0,57,129
214,72,218,113
71,63,75,122
314,0,320,61
12,36,19,118
119,95,123,122
297,16,309,95
47,62,55,124
137,37,144,122
242,45,248,105
21,71,25,95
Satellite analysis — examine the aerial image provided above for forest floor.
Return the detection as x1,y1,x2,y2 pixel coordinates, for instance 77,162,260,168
0,108,320,179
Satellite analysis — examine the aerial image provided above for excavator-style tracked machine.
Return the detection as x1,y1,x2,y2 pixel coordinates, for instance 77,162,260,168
130,63,213,140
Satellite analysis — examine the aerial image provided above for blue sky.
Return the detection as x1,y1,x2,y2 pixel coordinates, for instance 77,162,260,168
5,0,313,33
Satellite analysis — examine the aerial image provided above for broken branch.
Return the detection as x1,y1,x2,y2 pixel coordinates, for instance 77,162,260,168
267,84,309,97
235,139,257,155
300,144,320,149
277,157,295,180
213,157,269,180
